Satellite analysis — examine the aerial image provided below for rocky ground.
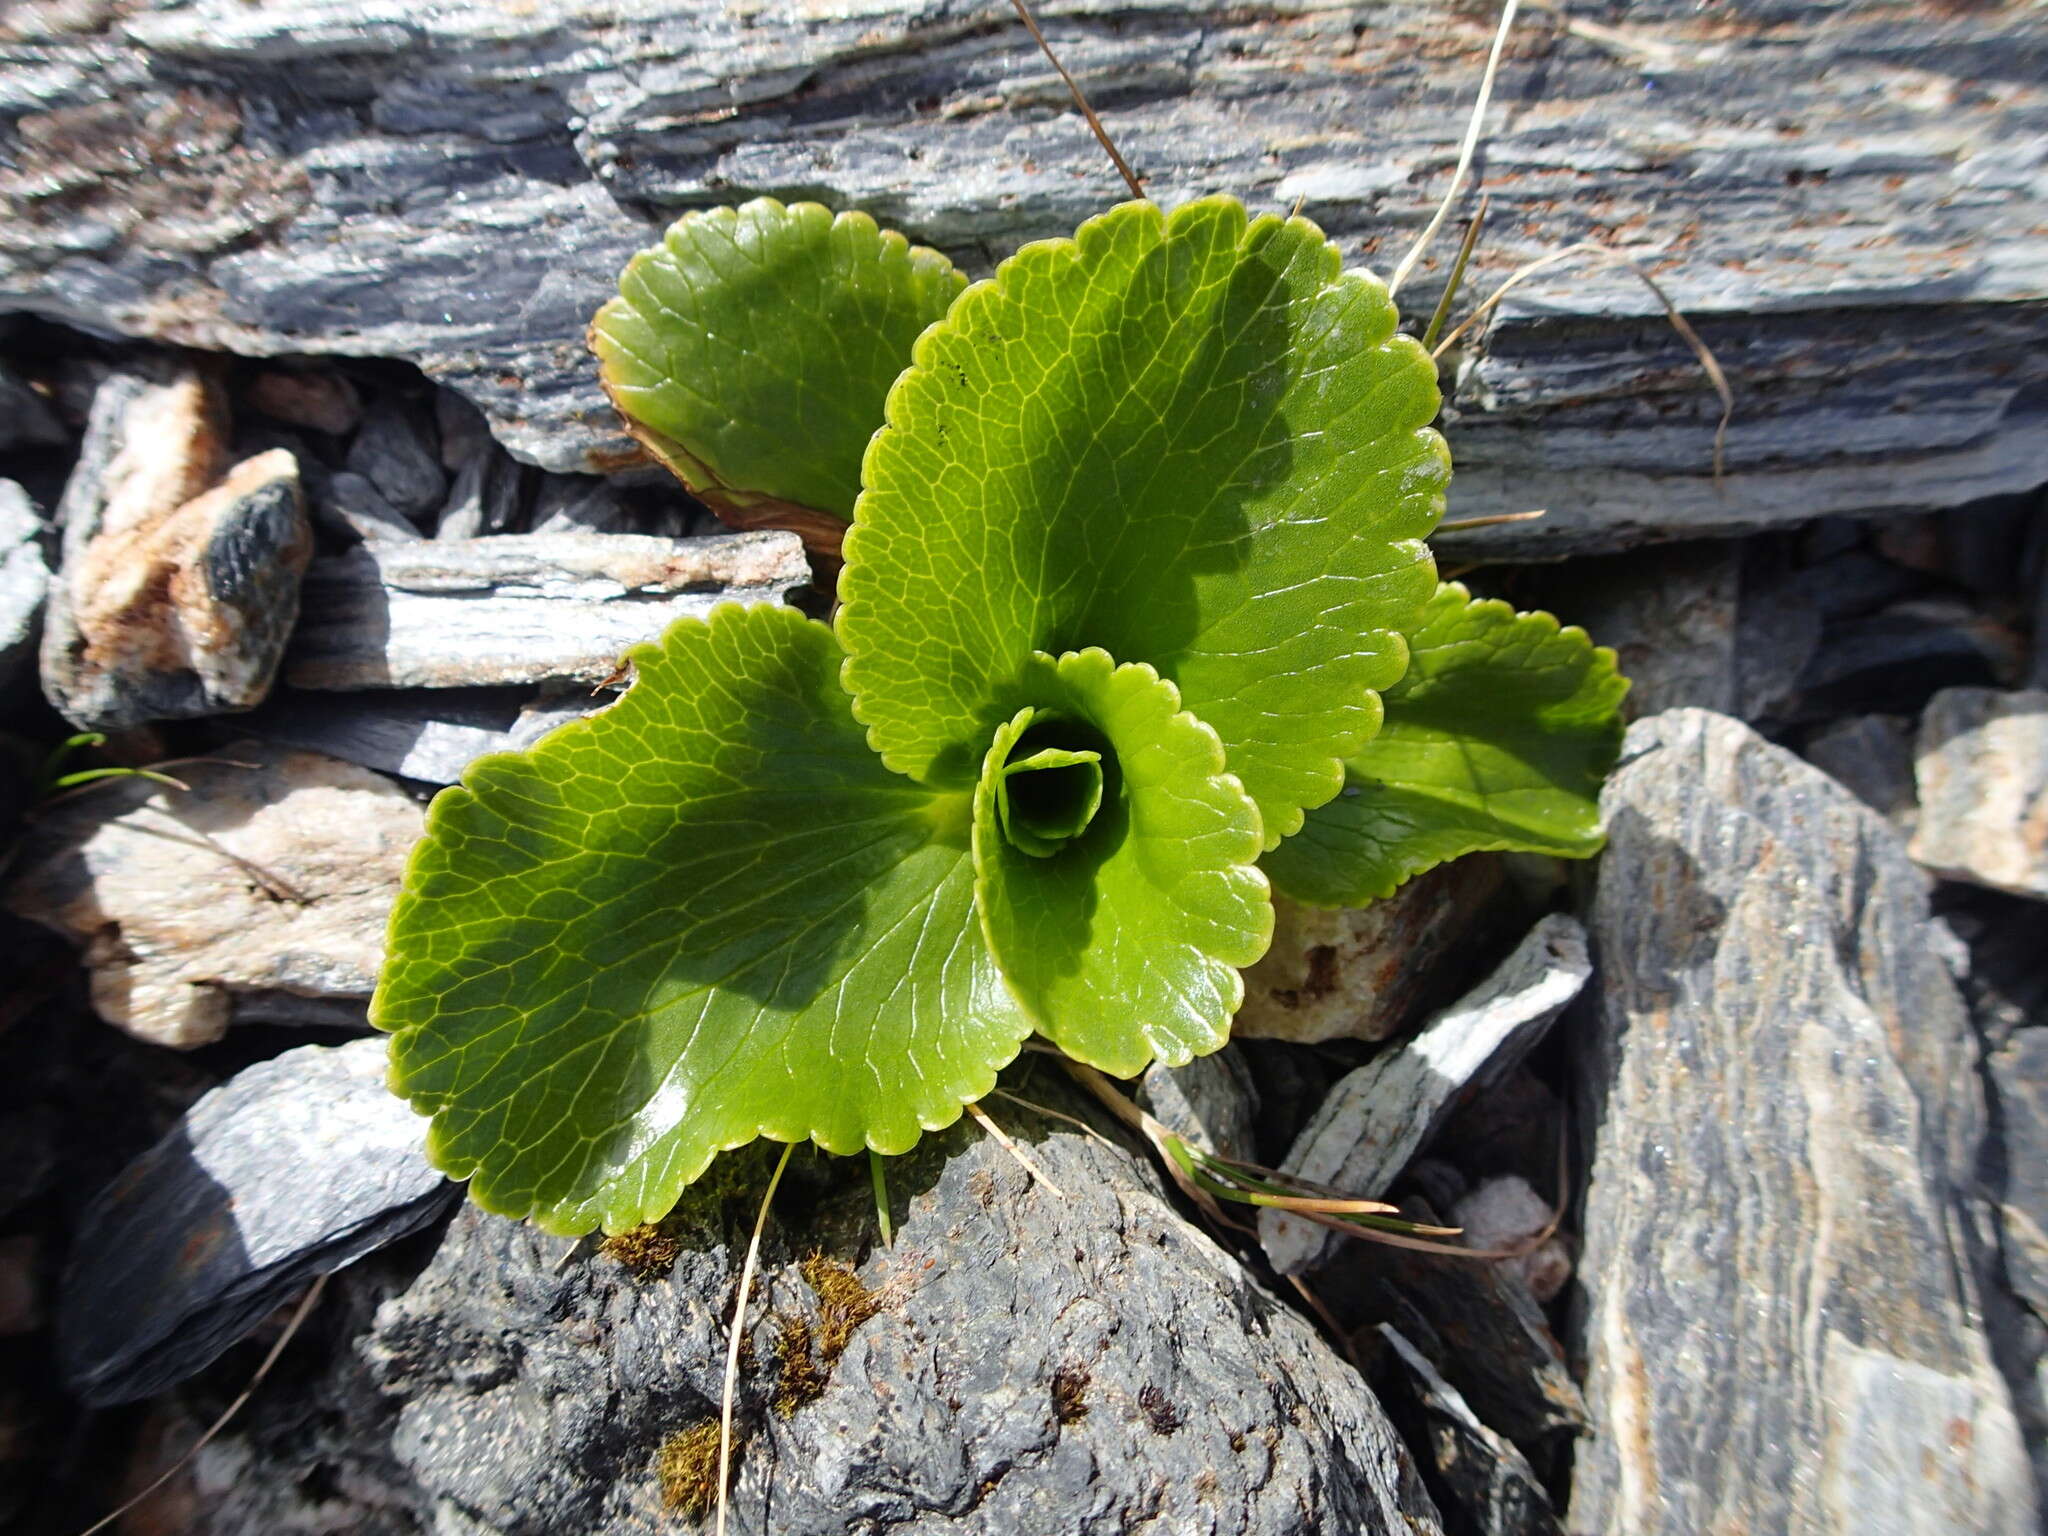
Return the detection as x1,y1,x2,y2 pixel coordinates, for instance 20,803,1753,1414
5,1,2048,1532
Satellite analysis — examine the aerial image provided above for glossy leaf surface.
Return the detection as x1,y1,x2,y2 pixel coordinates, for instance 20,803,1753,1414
839,196,1449,844
592,198,966,522
1264,582,1627,906
971,651,1271,1076
375,604,1029,1234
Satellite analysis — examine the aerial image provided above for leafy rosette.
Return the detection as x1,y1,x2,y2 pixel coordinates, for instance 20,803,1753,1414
373,195,1621,1235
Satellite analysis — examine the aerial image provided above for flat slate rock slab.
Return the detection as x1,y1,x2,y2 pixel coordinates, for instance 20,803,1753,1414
284,528,809,689
57,1036,453,1408
1571,708,2039,1534
3,0,2046,551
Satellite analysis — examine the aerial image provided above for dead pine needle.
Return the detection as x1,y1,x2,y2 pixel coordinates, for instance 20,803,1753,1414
717,1141,796,1536
966,1100,1067,1198
1389,0,1522,298
1432,241,1735,483
79,1275,329,1536
1008,0,1145,200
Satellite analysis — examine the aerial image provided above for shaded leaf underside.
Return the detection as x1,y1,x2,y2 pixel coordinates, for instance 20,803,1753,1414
839,195,1449,846
1263,582,1628,906
375,604,1029,1234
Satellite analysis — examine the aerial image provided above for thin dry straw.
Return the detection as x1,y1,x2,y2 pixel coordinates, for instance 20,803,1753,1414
1388,0,1523,299
1008,0,1146,200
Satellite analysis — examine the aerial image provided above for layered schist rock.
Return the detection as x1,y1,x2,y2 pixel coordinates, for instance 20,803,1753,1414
1571,709,2039,1534
1,0,2044,551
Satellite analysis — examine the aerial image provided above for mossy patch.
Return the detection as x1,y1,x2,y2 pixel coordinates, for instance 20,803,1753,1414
770,1313,825,1418
800,1252,880,1360
1051,1362,1091,1424
656,1418,738,1516
600,1222,684,1279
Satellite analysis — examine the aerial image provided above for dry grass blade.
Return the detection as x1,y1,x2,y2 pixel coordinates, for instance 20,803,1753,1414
1422,196,1490,352
1009,0,1145,200
967,1100,1068,1197
1434,241,1735,483
1388,0,1522,298
1433,508,1546,533
717,1142,796,1536
79,1275,330,1536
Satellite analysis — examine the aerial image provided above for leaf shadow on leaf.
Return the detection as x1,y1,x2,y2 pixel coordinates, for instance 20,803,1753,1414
904,209,1303,786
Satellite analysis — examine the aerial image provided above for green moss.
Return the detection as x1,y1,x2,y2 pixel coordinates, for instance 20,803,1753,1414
800,1253,879,1362
655,1419,735,1516
770,1313,825,1418
599,1222,683,1279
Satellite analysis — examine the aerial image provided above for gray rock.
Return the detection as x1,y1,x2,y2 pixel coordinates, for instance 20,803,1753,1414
1803,712,1919,833
1570,709,2037,1534
531,473,680,538
176,1081,1445,1535
1262,914,1590,1276
0,478,48,688
3,1,2046,552
285,528,810,689
57,1035,454,1407
5,741,424,1047
1795,596,2024,719
1991,1030,2048,1321
1910,688,2048,899
1448,1177,1569,1306
1133,1045,1259,1164
1236,857,1509,1044
509,686,617,750
344,395,444,519
1732,545,1823,724
314,468,425,544
1316,1199,1588,1456
1519,542,1738,719
246,686,530,783
0,360,63,450
433,437,528,539
1372,1325,1560,1536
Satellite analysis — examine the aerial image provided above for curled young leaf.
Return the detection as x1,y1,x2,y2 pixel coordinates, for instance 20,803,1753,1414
971,650,1272,1077
1263,582,1628,907
375,603,1029,1235
592,198,966,529
839,196,1449,844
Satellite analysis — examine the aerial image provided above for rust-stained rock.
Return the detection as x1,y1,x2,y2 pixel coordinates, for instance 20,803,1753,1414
284,528,809,690
1572,709,2037,1534
242,366,361,437
1235,858,1507,1043
4,742,423,1048
1910,687,2048,900
41,362,314,730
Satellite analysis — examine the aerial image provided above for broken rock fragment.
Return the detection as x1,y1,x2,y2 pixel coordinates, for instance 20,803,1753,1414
1910,687,2048,899
1236,857,1507,1043
4,742,423,1048
286,528,810,689
41,362,313,729
1260,913,1590,1275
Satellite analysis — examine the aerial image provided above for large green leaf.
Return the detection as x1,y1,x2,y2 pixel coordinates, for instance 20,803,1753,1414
1263,582,1628,906
838,196,1448,845
971,649,1271,1077
592,198,966,523
373,603,1030,1234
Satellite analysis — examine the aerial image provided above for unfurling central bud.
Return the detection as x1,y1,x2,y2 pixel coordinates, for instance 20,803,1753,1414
995,716,1109,858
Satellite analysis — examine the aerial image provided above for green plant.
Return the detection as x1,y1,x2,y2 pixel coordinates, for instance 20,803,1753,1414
372,194,1624,1234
